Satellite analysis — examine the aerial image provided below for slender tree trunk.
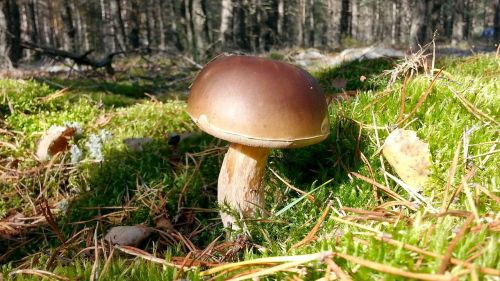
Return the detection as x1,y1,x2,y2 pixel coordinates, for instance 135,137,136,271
340,0,350,36
190,0,206,60
276,0,284,44
296,0,305,46
128,0,140,49
351,0,359,40
452,0,465,46
60,0,75,51
409,0,427,49
325,0,341,49
495,0,500,41
220,0,233,47
3,0,22,66
0,2,12,68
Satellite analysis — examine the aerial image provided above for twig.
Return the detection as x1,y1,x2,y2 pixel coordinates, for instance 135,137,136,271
438,214,474,274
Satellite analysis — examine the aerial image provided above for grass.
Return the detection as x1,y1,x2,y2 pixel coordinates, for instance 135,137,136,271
1,53,499,280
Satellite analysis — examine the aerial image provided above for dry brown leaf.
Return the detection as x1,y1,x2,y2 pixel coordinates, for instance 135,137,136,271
382,129,432,192
104,225,152,246
36,126,76,162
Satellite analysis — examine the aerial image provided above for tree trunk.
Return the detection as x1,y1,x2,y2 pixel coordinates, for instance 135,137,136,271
325,0,341,49
452,0,465,46
409,0,427,49
190,0,206,60
60,0,76,51
0,2,12,69
276,0,284,44
3,0,21,66
495,0,500,41
340,0,350,36
128,0,140,49
220,0,233,47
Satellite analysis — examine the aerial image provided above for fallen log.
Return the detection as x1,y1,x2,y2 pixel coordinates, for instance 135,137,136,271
20,41,124,74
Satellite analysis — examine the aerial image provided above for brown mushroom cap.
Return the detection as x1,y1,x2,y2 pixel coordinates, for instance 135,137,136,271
187,55,329,148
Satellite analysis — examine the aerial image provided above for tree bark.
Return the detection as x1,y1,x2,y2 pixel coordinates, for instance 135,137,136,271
3,0,22,65
0,2,12,69
409,0,427,49
452,0,465,46
325,0,341,49
494,0,500,41
220,0,233,47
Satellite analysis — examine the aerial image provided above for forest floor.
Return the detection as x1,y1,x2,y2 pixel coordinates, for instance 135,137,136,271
0,48,499,280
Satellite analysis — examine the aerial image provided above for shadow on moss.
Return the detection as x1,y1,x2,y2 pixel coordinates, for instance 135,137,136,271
314,58,395,93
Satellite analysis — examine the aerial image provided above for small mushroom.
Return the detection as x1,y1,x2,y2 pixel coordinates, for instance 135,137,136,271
187,55,329,227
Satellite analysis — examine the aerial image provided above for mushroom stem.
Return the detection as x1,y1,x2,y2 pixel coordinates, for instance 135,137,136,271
218,143,270,227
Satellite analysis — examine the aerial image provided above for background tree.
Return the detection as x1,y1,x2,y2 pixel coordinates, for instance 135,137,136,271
0,0,496,66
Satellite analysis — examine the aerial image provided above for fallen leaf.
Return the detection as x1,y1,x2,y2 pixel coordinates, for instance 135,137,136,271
104,225,152,246
382,129,432,192
36,126,76,162
123,137,153,152
360,75,367,82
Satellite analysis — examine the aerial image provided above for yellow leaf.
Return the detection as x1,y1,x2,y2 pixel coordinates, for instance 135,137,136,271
382,129,432,192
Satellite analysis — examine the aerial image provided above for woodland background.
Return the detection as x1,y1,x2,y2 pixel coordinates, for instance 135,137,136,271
1,0,499,68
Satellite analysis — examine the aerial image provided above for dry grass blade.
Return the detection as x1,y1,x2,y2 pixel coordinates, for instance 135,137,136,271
396,74,410,123
200,252,331,276
9,269,71,281
462,177,480,223
270,168,315,202
324,257,352,281
396,69,443,126
90,224,99,281
227,259,308,281
349,172,412,206
334,252,457,281
438,214,474,274
328,212,388,237
447,85,499,126
445,167,477,211
369,235,500,276
115,245,185,269
291,202,331,249
385,172,436,212
442,140,462,211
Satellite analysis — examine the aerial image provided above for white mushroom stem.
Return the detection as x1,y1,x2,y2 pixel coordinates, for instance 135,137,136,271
218,143,270,227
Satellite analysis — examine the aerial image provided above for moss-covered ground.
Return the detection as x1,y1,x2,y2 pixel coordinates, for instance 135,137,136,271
0,53,498,280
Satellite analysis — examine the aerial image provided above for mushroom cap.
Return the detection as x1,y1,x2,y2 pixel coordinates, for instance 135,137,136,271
187,55,330,148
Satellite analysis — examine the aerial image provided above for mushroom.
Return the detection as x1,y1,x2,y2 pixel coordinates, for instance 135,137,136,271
187,55,329,227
